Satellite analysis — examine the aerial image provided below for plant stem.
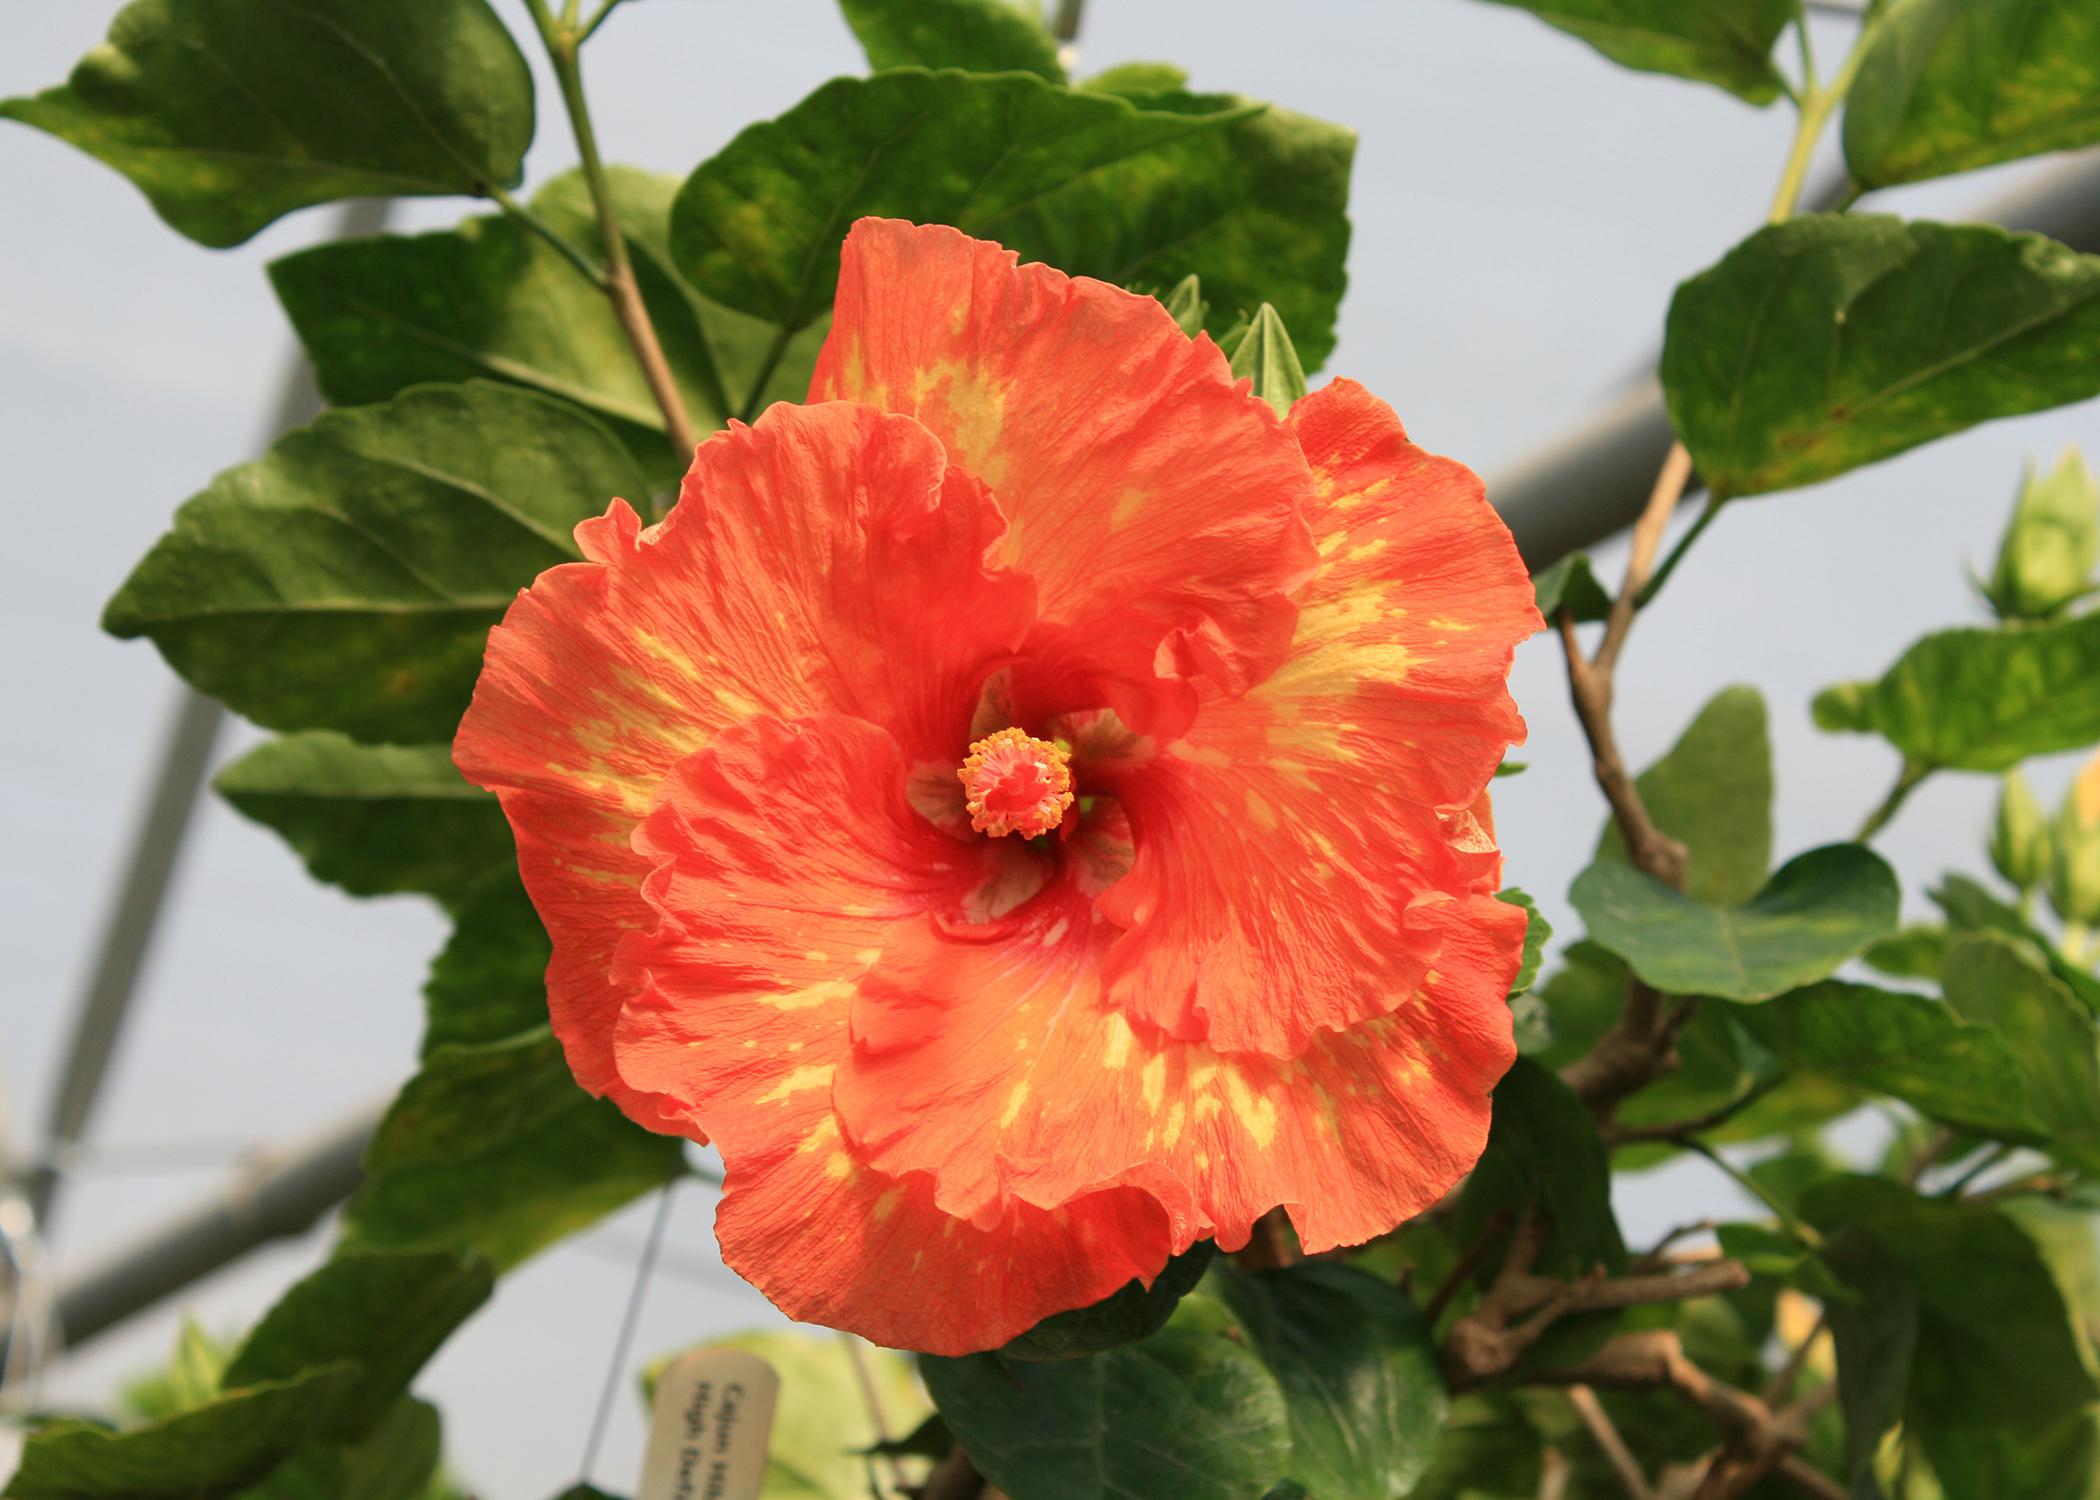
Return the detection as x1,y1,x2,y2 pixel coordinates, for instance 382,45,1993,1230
578,0,629,44
1855,761,1928,842
1768,19,1877,224
739,326,794,424
487,183,605,286
1635,495,1725,608
1685,1140,1817,1247
527,0,700,469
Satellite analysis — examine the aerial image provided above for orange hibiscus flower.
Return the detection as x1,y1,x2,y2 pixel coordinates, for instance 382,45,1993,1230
454,219,1540,1354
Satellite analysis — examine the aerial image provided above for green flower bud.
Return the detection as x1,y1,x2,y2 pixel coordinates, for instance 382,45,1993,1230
2047,754,2100,930
1990,771,2051,893
1984,449,2099,621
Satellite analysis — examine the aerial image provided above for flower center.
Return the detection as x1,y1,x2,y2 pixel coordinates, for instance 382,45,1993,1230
958,727,1075,839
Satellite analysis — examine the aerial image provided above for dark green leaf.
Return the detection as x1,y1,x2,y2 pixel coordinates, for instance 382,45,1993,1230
1942,933,2100,1170
1985,450,2100,621
1845,0,2100,188
841,0,1064,80
243,1397,447,1500
223,1250,491,1441
1220,304,1308,417
1735,980,2041,1141
1529,552,1612,624
670,70,1354,367
1570,844,1899,1002
268,170,819,483
104,381,643,743
422,876,549,1056
1461,1058,1626,1276
1816,1222,1919,1494
922,1289,1292,1500
1002,1242,1216,1361
1211,1265,1447,1500
1802,1175,2099,1427
1811,611,2100,772
1498,890,1550,998
1596,684,1772,905
1662,215,2100,498
5,1365,358,1500
343,1029,684,1270
0,0,532,248
1922,1409,2100,1500
1469,0,1795,104
215,735,509,911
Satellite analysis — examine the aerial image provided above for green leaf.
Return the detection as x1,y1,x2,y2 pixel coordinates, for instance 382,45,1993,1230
1735,980,2041,1141
120,1321,230,1423
0,0,532,248
1220,304,1308,417
1985,450,2100,621
1662,215,2100,499
1498,890,1551,998
1815,1222,1920,1493
1468,0,1795,104
1529,552,1612,624
1934,873,2100,1011
922,1288,1292,1500
244,1397,448,1500
1992,770,2055,892
1570,844,1899,1002
1921,1408,2100,1500
1942,933,2100,1170
669,70,1354,367
1210,1265,1447,1500
1816,611,2100,772
104,381,644,744
1862,923,1949,981
644,1332,928,1500
215,735,509,911
343,1029,684,1270
1002,1242,1217,1361
1844,0,2100,189
1161,273,1208,336
5,1365,358,1500
1596,684,1772,905
1460,1057,1626,1277
422,876,549,1056
841,0,1064,80
222,1250,492,1442
268,170,820,483
1802,1175,2099,1427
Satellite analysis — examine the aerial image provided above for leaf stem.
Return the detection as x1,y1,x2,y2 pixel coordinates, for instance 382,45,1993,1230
487,183,605,286
1634,495,1725,609
527,0,700,469
1684,1140,1817,1248
1854,760,1928,842
578,0,628,44
739,325,795,424
1768,16,1877,224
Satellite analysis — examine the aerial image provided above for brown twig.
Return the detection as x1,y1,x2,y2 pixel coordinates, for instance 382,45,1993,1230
1235,1207,1299,1269
1538,1447,1572,1500
921,1446,985,1500
1568,1384,1657,1500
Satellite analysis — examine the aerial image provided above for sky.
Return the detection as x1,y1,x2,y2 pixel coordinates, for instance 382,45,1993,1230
3,1,2096,1493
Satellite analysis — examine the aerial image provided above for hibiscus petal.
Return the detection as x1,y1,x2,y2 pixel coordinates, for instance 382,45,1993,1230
609,713,1173,1352
1092,378,1544,1056
455,401,1030,1120
838,877,1523,1253
812,217,1317,738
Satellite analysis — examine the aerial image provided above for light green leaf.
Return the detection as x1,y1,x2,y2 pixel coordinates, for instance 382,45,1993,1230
1812,611,2100,772
1084,63,1192,98
1211,1265,1447,1500
841,0,1064,80
1571,845,1899,1001
268,169,821,483
5,1365,358,1500
1802,1175,2099,1428
1596,685,1772,905
1736,980,2042,1141
1161,273,1208,336
1220,304,1308,417
215,735,509,911
1469,0,1795,103
922,1288,1292,1500
1498,889,1551,998
104,381,644,744
669,70,1354,367
1662,215,2100,499
1942,933,2100,1170
343,1029,684,1271
1845,0,2100,188
421,876,549,1056
1985,450,2100,621
1530,552,1612,624
223,1251,492,1442
0,0,532,248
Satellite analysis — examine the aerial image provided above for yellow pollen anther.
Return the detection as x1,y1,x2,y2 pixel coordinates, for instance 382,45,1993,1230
958,727,1074,838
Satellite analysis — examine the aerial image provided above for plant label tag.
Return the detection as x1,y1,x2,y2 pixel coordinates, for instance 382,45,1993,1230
637,1348,779,1500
